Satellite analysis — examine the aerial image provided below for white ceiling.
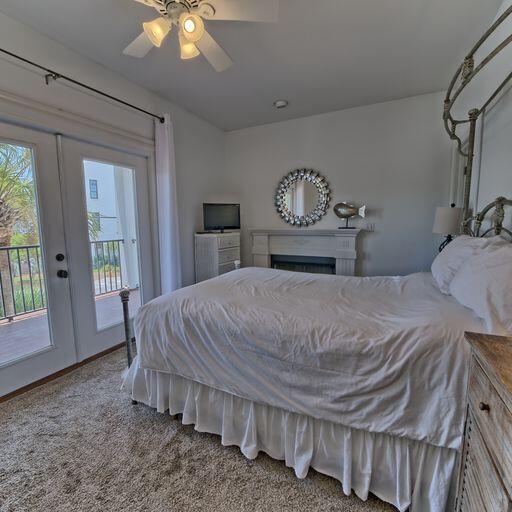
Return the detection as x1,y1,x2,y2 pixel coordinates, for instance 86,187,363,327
0,0,502,131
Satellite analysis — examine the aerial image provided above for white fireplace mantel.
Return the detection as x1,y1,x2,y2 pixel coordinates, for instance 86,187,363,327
251,229,361,276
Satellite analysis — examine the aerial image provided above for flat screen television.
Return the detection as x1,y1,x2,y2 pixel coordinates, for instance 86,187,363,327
203,203,240,232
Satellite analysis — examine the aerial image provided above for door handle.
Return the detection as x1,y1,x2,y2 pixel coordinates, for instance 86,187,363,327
57,269,68,278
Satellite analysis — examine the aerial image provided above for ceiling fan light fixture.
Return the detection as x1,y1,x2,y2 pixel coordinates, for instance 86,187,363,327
179,32,200,60
179,13,205,43
143,17,171,47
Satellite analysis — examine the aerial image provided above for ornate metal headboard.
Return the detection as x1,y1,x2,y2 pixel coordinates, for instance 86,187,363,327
443,6,512,221
462,196,512,239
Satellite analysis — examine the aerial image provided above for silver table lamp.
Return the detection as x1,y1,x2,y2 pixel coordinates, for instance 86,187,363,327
433,205,463,252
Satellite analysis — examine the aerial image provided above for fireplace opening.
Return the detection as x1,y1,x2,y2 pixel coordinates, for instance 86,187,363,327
271,255,336,275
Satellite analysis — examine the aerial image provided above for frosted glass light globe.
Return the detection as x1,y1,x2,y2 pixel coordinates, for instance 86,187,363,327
179,13,205,43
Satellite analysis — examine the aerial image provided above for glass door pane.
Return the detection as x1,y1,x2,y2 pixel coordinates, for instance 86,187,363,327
82,160,141,329
0,142,51,364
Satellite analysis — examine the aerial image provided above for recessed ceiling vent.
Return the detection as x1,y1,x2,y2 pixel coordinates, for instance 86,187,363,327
273,99,289,109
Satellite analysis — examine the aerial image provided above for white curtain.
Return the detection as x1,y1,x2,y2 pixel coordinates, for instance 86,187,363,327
155,114,182,294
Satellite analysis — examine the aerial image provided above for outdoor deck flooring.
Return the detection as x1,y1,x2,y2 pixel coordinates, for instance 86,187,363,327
0,289,140,365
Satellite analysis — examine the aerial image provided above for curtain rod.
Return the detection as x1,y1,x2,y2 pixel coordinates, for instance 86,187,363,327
0,47,165,123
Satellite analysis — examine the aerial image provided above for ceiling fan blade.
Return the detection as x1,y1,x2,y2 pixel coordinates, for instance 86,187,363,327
196,30,233,72
199,0,278,22
123,32,154,58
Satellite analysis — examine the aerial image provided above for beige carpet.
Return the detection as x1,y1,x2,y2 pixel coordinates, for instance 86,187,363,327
0,350,396,512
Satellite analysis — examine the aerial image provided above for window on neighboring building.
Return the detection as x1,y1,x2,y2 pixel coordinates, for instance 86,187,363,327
89,179,98,199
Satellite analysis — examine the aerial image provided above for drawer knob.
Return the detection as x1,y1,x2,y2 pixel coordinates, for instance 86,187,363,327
479,402,490,412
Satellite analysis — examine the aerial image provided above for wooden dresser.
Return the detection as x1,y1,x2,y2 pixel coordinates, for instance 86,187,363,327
455,332,512,511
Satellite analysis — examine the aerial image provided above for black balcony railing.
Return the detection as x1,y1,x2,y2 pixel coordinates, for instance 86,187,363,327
90,239,124,296
0,245,46,320
0,239,125,321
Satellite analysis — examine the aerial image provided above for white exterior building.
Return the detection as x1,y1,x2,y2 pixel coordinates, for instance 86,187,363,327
84,161,140,290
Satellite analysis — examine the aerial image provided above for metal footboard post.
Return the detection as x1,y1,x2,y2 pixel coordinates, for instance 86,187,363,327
120,287,133,367
120,287,137,405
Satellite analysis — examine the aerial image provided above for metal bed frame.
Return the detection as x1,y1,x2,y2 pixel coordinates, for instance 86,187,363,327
463,196,512,239
443,5,512,222
119,287,137,404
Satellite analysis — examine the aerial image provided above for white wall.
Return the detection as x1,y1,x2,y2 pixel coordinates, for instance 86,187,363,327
0,11,226,287
225,92,452,276
470,0,512,217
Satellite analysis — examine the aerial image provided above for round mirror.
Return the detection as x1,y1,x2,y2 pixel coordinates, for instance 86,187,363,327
275,169,331,226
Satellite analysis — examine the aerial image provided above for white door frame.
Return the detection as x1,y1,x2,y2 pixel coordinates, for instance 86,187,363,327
0,122,77,396
60,137,156,361
0,95,160,396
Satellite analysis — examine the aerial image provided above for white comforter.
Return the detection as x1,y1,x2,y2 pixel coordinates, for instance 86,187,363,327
134,267,483,450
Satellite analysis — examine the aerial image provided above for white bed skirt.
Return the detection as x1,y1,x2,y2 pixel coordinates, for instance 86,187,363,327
123,357,458,512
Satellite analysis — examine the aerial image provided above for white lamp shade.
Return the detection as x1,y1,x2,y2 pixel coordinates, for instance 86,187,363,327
179,32,200,59
432,206,463,235
143,18,171,48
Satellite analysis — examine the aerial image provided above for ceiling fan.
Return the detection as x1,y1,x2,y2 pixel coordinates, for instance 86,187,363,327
123,0,279,72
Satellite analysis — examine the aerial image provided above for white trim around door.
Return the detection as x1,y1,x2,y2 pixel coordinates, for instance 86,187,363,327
0,122,76,396
59,137,156,361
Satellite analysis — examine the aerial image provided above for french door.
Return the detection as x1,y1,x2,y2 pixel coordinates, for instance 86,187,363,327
0,124,155,397
0,123,76,396
59,138,154,361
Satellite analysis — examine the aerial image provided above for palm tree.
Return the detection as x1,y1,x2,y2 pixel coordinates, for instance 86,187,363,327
87,212,101,241
0,143,34,318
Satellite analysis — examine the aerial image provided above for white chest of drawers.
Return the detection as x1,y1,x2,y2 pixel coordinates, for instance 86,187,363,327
194,232,241,283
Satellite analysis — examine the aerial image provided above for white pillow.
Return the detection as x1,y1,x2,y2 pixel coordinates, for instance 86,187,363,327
449,244,512,334
431,235,506,294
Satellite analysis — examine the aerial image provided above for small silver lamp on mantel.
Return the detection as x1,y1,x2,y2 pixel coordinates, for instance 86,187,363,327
433,204,463,252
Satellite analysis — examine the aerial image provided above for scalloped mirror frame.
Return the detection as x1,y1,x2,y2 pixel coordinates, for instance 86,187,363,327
274,168,331,227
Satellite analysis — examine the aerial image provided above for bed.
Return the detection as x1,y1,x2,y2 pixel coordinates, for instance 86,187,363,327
122,199,512,512
123,268,481,512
